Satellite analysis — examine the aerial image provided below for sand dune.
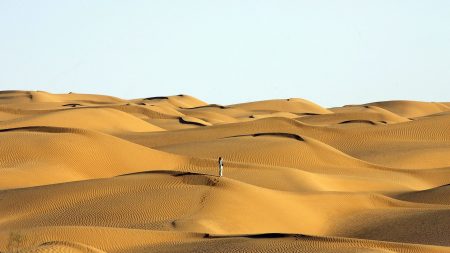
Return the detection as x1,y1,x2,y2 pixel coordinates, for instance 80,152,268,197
0,126,191,189
299,105,410,125
0,91,449,253
394,184,450,204
231,98,332,116
0,107,165,133
365,100,450,118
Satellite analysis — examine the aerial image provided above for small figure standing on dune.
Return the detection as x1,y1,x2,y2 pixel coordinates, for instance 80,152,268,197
218,157,223,177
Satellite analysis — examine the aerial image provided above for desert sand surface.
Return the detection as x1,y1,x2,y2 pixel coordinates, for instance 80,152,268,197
0,90,449,253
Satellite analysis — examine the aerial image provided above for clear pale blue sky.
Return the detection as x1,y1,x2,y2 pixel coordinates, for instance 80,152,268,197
1,1,449,107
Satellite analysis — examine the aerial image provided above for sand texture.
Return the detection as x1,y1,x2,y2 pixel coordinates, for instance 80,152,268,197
1,90,449,253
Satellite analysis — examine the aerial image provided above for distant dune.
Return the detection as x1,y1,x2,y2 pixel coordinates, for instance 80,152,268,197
0,90,449,253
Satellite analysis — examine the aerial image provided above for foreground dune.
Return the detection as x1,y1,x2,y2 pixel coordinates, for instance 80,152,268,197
0,91,449,253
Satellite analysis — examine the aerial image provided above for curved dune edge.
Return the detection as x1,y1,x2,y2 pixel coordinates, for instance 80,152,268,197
338,119,378,125
179,116,212,126
1,91,450,252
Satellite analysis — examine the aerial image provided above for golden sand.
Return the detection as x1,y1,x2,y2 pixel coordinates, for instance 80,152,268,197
0,90,449,252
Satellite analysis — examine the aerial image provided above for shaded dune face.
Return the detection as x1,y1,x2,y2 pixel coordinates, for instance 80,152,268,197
0,91,449,253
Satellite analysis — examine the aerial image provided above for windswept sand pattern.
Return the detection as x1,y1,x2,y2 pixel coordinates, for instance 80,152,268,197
0,91,449,253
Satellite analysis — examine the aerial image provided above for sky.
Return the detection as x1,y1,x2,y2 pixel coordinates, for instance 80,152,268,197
0,0,449,107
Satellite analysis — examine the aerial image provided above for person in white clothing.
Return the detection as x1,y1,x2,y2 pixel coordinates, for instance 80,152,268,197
218,157,223,177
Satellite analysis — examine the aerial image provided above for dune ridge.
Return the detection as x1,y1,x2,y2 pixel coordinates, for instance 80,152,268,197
0,91,449,253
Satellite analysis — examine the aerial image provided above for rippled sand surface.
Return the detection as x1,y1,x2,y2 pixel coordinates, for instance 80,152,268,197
1,90,449,252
